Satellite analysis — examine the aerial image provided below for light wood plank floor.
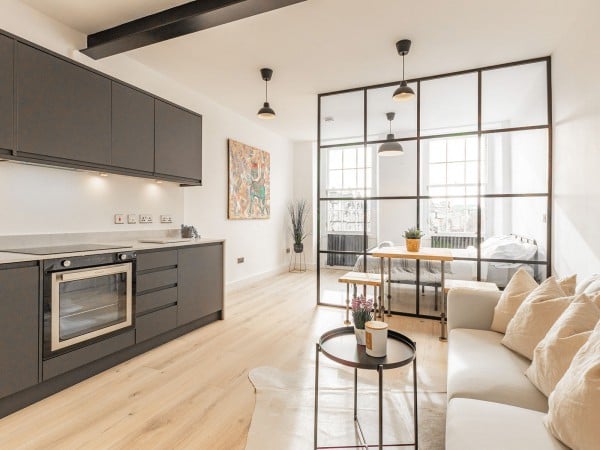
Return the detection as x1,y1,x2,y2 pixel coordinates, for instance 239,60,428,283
0,271,448,449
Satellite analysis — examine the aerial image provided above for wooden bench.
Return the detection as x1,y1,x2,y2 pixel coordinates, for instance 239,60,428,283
338,271,386,325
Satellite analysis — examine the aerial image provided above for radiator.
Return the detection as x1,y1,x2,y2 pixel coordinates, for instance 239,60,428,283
431,235,480,249
326,234,362,266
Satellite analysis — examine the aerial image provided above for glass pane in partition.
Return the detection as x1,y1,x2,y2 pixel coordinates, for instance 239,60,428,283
374,140,417,197
481,129,549,195
418,259,478,318
320,91,364,145
482,61,548,130
420,73,478,136
368,199,418,315
481,196,548,263
420,135,481,196
319,258,356,308
319,200,366,260
319,145,372,199
366,84,417,141
419,198,480,251
481,261,547,289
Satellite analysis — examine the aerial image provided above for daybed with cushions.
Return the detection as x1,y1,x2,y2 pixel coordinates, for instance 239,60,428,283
445,271,600,450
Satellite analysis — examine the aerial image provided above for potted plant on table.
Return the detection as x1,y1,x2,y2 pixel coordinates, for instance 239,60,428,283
352,295,373,345
403,226,424,252
288,199,310,253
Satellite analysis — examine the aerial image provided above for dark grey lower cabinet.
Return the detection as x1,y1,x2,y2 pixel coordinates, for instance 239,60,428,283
0,264,39,398
136,306,177,343
177,244,224,326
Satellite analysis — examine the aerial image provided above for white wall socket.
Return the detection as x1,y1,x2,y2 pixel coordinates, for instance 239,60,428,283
160,215,172,224
114,214,125,224
127,214,138,224
139,214,153,224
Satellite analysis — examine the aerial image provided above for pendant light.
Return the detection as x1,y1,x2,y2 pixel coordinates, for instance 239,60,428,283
392,39,415,102
378,112,404,156
257,68,276,119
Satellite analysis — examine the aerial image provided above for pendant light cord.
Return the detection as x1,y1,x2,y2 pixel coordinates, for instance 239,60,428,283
265,80,268,102
402,53,405,81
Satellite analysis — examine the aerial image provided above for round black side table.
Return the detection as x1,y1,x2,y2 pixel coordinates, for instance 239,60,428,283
314,326,417,450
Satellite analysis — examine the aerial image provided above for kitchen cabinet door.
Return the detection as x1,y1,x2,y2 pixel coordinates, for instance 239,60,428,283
155,100,202,182
177,244,223,326
111,82,154,172
16,43,111,165
0,265,39,399
0,34,14,151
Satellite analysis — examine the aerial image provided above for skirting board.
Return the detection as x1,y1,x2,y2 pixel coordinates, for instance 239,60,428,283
226,263,315,293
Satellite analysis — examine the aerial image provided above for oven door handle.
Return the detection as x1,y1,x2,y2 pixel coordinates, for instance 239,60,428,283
58,263,131,282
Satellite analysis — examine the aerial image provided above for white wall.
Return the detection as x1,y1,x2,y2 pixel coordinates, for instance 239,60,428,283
0,1,295,284
552,0,600,279
292,141,317,266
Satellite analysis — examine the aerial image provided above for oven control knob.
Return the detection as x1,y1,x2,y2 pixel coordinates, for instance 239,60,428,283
119,253,128,261
62,260,71,268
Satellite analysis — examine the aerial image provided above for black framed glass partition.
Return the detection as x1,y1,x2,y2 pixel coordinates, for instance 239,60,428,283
317,57,552,319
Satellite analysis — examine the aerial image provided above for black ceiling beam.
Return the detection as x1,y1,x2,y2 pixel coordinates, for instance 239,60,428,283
81,0,306,59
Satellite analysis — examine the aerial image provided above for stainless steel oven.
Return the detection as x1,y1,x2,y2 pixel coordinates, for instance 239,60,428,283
43,251,136,358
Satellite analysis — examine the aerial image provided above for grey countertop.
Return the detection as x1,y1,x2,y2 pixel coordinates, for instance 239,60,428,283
0,231,225,265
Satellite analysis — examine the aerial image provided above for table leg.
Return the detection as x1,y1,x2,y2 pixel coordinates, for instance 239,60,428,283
440,261,448,341
379,257,385,317
353,367,358,420
413,355,419,450
378,364,383,450
314,343,320,450
387,258,392,316
344,283,350,325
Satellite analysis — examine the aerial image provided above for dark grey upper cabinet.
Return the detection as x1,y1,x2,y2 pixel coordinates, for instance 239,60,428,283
177,244,223,326
0,265,39,399
16,43,111,164
0,35,14,151
111,82,154,172
155,100,202,181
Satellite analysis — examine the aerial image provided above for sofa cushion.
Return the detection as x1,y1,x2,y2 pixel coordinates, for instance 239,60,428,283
546,320,600,450
448,328,548,412
490,267,538,333
446,398,567,450
501,277,571,359
526,293,600,396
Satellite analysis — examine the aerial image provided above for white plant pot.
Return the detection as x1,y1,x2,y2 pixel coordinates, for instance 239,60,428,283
354,327,366,346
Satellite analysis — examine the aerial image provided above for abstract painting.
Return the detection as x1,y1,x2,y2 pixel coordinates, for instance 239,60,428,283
228,139,271,219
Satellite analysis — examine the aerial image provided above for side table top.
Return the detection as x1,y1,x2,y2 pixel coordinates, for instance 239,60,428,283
318,327,415,370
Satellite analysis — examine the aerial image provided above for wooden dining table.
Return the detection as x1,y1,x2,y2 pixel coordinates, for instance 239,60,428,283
370,246,454,341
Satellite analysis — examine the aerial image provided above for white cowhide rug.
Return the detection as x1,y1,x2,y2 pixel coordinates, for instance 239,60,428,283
245,364,445,450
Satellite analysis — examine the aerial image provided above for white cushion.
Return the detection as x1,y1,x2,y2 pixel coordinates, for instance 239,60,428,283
557,274,577,296
576,273,600,295
546,320,600,450
501,277,571,360
491,267,538,333
526,293,600,396
448,328,548,412
446,398,567,450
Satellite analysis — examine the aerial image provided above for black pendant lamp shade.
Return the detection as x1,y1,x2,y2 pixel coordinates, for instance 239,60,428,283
393,39,415,102
257,67,276,119
378,112,404,156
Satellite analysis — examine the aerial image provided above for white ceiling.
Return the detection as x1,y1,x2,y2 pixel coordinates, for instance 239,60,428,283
21,0,585,142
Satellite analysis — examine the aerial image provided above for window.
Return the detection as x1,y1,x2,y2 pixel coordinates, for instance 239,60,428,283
426,137,481,234
326,147,372,232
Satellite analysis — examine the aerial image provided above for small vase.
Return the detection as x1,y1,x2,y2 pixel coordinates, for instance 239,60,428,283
406,238,421,252
294,243,304,253
354,327,366,346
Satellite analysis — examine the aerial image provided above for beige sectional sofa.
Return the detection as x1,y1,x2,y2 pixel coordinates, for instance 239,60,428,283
445,287,567,450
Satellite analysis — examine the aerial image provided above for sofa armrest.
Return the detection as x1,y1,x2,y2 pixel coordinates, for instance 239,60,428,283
447,287,502,332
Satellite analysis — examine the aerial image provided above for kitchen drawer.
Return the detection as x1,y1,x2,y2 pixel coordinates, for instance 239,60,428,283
43,330,135,380
136,305,177,343
136,268,177,293
136,286,177,315
136,250,177,272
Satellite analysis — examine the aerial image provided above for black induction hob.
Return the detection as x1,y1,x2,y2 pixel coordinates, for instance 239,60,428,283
0,243,132,255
